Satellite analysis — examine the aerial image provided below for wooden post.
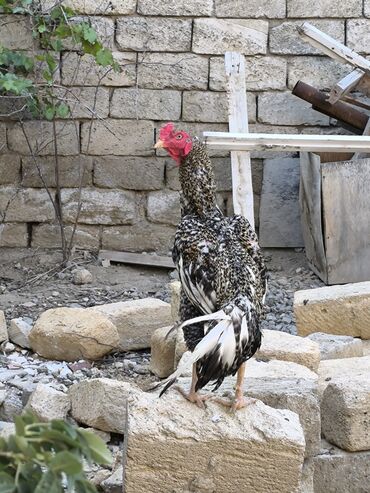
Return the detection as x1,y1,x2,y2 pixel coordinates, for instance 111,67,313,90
225,52,254,228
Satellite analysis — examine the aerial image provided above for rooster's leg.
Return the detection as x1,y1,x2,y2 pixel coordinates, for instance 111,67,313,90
213,363,257,411
174,364,209,409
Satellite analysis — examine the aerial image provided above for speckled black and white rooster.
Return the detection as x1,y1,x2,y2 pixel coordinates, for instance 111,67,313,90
154,123,267,410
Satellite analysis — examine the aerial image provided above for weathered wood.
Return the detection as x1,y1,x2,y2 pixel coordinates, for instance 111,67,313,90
98,250,175,269
321,158,370,284
203,132,370,153
328,69,365,105
298,23,370,75
225,52,254,227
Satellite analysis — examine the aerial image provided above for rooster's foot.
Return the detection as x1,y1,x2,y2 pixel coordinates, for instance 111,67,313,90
211,395,257,412
174,385,210,409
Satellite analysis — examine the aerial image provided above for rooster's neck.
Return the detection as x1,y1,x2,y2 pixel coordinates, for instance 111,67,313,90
179,141,218,217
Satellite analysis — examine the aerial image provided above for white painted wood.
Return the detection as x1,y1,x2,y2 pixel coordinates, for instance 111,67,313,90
203,132,370,153
225,52,254,227
298,23,370,74
352,119,370,160
328,68,365,104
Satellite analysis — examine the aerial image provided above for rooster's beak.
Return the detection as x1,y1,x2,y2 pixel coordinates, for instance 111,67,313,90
154,139,165,149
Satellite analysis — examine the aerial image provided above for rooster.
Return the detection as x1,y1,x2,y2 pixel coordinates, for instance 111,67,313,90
154,123,267,410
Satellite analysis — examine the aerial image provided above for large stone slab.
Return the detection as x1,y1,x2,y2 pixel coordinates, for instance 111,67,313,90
125,385,305,492
318,356,370,397
321,375,370,451
215,0,285,18
294,282,370,339
27,384,71,422
150,326,176,378
313,439,370,493
307,332,363,360
258,329,320,371
287,0,362,17
29,308,120,361
88,298,172,351
0,224,28,248
137,0,213,15
259,158,304,247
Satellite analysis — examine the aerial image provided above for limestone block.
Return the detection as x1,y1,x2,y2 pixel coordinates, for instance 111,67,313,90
147,190,180,227
0,187,55,223
347,20,370,54
0,15,33,50
26,384,71,422
193,18,268,55
0,311,8,343
258,329,320,372
366,0,370,17
287,0,362,17
287,57,349,90
21,155,93,188
69,378,132,433
0,224,28,248
110,88,181,121
137,53,208,90
0,155,21,185
102,223,175,254
61,188,137,225
313,439,370,493
270,20,345,55
294,282,370,339
88,298,172,351
258,92,329,126
170,281,181,324
183,91,256,123
81,120,154,156
138,0,213,15
363,340,370,356
116,17,192,52
318,356,370,397
215,0,285,18
8,121,79,156
321,376,370,452
300,459,314,493
62,52,136,87
93,156,164,191
209,55,287,92
150,326,176,378
307,333,363,360
31,224,100,250
41,0,136,13
175,334,189,368
63,16,114,50
8,318,32,349
29,308,120,361
125,385,305,493
55,86,109,119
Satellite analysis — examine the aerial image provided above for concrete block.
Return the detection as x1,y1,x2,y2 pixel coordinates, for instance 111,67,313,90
307,333,364,360
137,0,213,16
0,155,21,185
287,57,349,90
258,92,329,126
137,53,208,90
318,356,370,397
215,0,285,18
31,224,100,250
150,326,176,378
209,55,287,92
22,155,93,188
27,384,71,422
321,376,370,451
93,156,164,190
61,188,137,225
88,298,172,351
62,52,136,87
125,385,305,492
193,18,268,55
147,190,180,227
0,187,55,223
258,329,320,372
287,0,362,17
0,311,8,343
0,224,28,247
81,120,154,156
347,20,370,54
270,20,345,55
110,88,181,121
294,282,370,339
116,17,192,52
0,15,33,49
313,440,370,493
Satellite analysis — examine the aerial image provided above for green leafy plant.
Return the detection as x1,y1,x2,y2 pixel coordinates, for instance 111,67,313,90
0,413,112,493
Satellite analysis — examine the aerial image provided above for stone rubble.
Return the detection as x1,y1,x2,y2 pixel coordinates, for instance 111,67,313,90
8,317,33,349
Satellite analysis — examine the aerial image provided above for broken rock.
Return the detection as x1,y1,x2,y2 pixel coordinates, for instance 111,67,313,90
26,383,71,422
8,317,33,348
73,268,93,285
29,307,120,361
150,326,176,378
307,332,363,360
0,310,8,342
170,280,181,323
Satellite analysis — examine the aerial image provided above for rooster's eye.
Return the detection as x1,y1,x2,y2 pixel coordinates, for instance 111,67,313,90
176,134,183,140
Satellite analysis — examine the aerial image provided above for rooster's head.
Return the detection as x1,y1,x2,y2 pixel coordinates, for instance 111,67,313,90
154,122,193,165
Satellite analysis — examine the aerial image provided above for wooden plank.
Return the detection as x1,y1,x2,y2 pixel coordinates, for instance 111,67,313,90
321,158,370,284
203,132,370,153
298,22,370,74
328,68,365,104
225,52,254,227
98,250,175,269
299,152,327,283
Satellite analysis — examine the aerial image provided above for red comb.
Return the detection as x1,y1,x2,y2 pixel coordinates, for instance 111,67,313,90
159,122,175,140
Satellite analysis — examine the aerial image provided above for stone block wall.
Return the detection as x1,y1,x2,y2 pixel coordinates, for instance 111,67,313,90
0,1,369,253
